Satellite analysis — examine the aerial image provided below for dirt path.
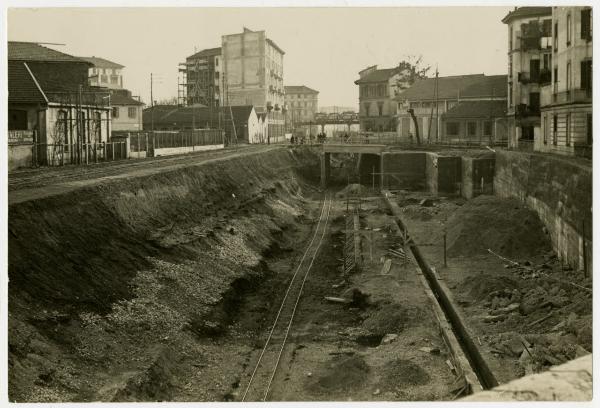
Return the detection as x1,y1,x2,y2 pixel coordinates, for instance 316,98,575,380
8,145,284,205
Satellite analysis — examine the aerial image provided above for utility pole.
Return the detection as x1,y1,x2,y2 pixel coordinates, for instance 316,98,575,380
434,66,439,142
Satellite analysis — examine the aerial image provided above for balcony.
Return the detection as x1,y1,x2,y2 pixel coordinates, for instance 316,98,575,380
553,88,592,104
515,103,540,117
518,70,551,85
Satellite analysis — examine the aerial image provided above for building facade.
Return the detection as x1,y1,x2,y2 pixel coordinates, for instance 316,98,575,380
222,28,285,142
180,47,223,108
395,74,507,143
502,7,553,148
8,42,111,169
79,56,124,89
109,89,145,132
284,85,319,126
538,6,592,157
355,65,405,131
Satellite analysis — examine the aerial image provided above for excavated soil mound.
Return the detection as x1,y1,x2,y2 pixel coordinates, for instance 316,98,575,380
380,359,430,388
335,183,368,198
462,275,519,301
446,195,550,259
362,303,422,335
308,355,370,395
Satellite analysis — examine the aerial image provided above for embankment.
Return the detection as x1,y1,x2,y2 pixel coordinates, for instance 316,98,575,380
8,147,320,402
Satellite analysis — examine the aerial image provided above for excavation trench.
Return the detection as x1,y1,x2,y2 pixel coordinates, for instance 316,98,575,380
10,147,587,402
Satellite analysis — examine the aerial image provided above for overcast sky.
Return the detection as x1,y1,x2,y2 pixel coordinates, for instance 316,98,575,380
8,7,511,108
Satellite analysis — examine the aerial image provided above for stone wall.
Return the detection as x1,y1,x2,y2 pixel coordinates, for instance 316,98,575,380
494,150,592,271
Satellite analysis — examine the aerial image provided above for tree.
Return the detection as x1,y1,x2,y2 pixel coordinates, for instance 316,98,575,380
155,96,178,106
394,55,431,94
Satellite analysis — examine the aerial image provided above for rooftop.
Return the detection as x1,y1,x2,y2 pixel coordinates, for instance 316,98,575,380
443,100,507,118
78,56,124,69
354,67,400,84
8,41,89,64
143,105,255,127
396,74,507,102
8,61,48,104
501,7,552,24
186,47,222,60
284,85,319,95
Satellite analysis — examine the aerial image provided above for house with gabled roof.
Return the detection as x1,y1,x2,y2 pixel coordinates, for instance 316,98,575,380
8,41,112,169
394,74,508,143
354,65,409,132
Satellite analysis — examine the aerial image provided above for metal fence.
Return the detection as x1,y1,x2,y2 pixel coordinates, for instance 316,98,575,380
34,141,127,166
129,130,224,154
324,131,509,148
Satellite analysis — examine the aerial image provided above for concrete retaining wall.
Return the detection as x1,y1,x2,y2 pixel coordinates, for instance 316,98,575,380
494,151,592,271
381,151,426,190
461,156,495,199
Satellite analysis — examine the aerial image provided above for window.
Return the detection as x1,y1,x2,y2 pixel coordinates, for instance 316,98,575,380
364,102,370,116
509,84,513,107
566,114,571,146
112,107,119,118
8,109,27,130
553,114,558,145
566,61,571,94
553,67,559,96
110,75,119,84
581,9,592,40
581,60,592,95
566,14,572,46
215,57,219,67
483,121,493,136
543,114,548,144
55,110,68,143
554,22,558,51
467,122,477,137
446,122,459,136
93,112,102,143
377,102,384,116
509,25,513,50
128,107,137,118
101,75,108,83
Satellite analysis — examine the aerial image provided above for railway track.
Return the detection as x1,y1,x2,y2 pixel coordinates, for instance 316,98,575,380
241,194,333,402
8,145,277,191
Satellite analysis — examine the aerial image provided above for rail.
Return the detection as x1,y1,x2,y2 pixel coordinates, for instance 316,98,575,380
241,194,333,401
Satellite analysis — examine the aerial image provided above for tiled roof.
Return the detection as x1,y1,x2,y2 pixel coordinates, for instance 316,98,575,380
285,85,319,94
443,100,507,118
187,47,222,60
143,105,255,127
396,74,507,102
110,93,144,106
78,56,124,69
355,68,399,84
8,41,89,64
501,7,552,24
461,75,508,98
8,61,47,104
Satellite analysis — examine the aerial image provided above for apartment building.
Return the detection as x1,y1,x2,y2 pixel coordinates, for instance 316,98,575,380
180,47,223,108
355,65,407,131
222,28,285,142
79,56,124,89
284,85,319,125
538,6,593,157
502,7,553,148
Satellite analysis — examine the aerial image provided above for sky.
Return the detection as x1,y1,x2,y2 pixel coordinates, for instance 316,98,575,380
8,7,512,108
